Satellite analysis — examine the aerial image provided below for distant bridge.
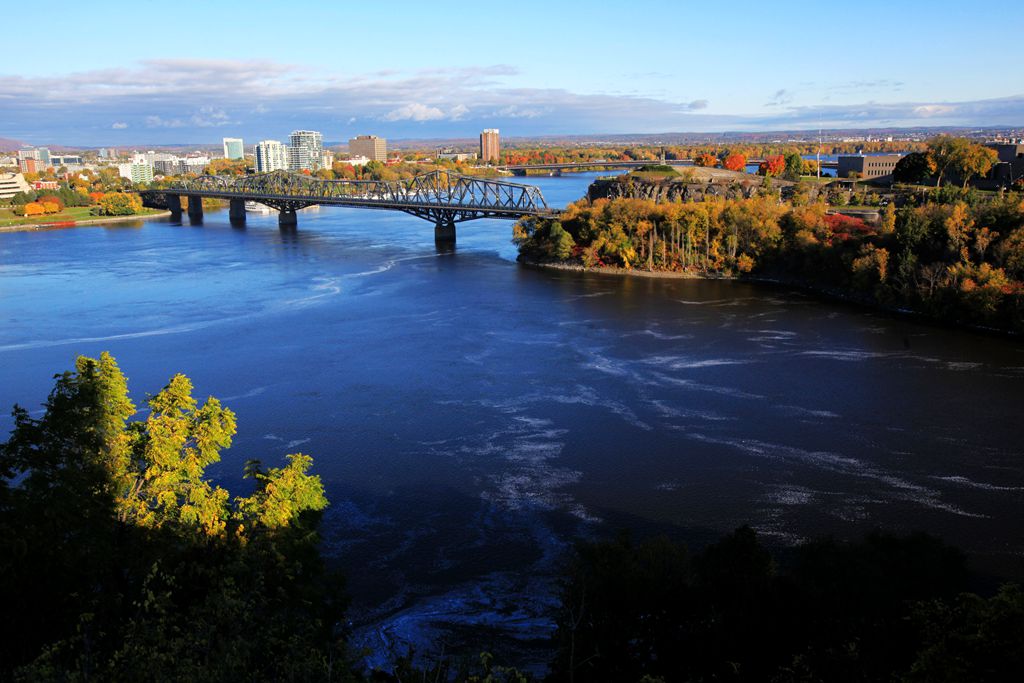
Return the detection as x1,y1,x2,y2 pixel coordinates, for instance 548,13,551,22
140,170,555,242
498,159,838,175
498,160,674,175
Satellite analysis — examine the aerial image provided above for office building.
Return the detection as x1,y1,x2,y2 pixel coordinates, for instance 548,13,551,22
438,148,475,162
837,154,903,181
349,135,386,162
153,159,183,176
255,139,288,173
0,172,31,199
49,154,83,168
479,128,500,163
222,137,245,160
288,130,323,171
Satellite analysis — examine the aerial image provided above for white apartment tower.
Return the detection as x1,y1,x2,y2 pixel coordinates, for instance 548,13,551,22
288,130,323,171
255,140,289,173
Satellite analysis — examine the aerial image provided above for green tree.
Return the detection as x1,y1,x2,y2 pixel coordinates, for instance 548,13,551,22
893,152,932,184
1,354,344,680
907,584,1024,682
783,152,804,181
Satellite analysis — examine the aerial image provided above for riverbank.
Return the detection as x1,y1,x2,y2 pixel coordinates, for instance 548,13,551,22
518,257,1022,339
0,210,170,233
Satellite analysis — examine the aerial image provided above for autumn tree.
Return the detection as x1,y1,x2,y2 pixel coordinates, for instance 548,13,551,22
759,155,785,177
723,153,747,172
0,354,344,680
36,194,64,211
97,191,142,216
21,201,45,216
694,152,719,167
956,144,999,188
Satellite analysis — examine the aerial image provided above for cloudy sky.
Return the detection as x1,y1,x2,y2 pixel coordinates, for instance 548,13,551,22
3,0,1022,145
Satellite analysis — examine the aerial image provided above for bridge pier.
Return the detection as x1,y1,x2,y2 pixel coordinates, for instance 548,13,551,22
166,194,182,221
186,196,203,224
434,219,456,244
229,199,246,225
278,208,298,228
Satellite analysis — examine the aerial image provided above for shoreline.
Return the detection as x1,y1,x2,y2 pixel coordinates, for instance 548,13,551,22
0,210,171,233
518,257,1020,339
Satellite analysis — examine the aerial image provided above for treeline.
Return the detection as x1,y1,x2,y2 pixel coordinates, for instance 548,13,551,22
3,181,145,218
496,140,923,168
547,530,1023,682
515,190,1024,333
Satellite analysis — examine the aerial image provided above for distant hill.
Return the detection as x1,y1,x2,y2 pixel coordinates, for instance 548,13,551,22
0,137,26,152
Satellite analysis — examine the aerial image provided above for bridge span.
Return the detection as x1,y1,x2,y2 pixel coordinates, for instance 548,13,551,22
499,159,839,175
140,170,556,243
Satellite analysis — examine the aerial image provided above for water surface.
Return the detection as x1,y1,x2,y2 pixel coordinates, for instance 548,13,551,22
1,172,1021,668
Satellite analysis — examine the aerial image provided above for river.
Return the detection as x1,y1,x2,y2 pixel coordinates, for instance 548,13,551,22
1,172,1022,669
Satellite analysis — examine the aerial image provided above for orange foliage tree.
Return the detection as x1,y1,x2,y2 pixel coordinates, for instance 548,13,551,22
37,194,65,211
694,152,719,167
758,155,785,177
723,154,747,172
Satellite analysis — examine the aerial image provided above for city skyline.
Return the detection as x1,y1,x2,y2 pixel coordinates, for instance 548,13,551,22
1,0,1022,145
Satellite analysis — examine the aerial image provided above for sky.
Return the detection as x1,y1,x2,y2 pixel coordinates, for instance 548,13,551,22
2,0,1022,146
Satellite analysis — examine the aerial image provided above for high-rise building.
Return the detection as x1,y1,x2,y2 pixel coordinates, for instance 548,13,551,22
479,129,500,163
118,162,154,183
288,130,323,171
222,137,244,160
255,140,288,173
348,135,386,162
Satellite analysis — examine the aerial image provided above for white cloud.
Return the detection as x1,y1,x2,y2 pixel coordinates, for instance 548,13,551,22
1,58,1022,143
383,103,446,122
912,104,956,117
145,115,186,128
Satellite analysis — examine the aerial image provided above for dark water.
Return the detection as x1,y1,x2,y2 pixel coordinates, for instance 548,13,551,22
1,173,1022,669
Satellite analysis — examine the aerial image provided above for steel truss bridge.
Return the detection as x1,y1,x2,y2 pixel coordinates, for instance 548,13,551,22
140,170,555,241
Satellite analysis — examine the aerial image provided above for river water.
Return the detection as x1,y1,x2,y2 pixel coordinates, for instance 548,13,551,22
1,172,1022,669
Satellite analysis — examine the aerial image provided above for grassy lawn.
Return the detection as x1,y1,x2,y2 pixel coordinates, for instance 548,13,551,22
797,175,835,185
0,206,164,228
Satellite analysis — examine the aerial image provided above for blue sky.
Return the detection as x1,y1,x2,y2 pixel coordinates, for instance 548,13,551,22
2,0,1022,145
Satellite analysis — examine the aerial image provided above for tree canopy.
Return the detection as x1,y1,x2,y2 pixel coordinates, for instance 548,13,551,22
0,353,345,681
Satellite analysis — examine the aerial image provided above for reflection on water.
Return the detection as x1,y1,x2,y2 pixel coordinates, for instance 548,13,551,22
1,173,1022,669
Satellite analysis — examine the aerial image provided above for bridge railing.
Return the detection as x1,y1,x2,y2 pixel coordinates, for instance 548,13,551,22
159,170,550,213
